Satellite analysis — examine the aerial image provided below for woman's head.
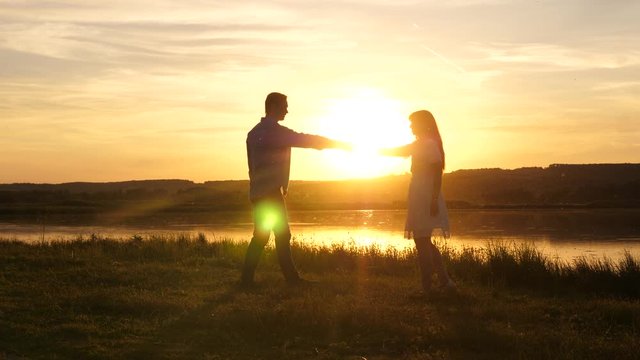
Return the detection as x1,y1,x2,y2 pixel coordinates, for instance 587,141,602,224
408,110,437,138
409,110,445,169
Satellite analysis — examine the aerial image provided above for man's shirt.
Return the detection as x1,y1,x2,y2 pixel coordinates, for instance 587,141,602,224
246,117,334,201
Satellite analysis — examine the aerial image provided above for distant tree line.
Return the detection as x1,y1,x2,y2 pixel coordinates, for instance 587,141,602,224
0,164,639,217
444,164,640,207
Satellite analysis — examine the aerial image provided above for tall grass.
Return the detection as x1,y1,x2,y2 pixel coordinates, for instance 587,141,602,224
2,233,637,298
441,240,640,297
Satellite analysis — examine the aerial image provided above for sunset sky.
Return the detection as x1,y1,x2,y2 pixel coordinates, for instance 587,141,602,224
2,0,639,183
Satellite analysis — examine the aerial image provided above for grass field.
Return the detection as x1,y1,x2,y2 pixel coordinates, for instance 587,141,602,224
1,234,639,359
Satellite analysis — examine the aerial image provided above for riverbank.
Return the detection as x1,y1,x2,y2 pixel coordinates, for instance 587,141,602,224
1,234,639,359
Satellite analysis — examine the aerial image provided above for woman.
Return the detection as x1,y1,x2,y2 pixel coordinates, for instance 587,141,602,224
381,110,456,294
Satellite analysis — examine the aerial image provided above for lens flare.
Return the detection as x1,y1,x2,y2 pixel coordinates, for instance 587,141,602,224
256,203,281,232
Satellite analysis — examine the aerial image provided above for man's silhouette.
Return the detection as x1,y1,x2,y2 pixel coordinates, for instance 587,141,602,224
241,92,348,286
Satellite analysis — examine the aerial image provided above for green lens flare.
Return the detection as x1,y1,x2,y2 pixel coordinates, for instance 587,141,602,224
256,203,280,231
262,211,278,230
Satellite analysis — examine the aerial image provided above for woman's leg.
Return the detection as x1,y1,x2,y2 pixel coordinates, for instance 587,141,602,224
426,238,455,288
413,237,434,292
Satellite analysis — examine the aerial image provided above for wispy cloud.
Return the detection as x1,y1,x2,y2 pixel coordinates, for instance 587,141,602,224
476,42,640,70
419,45,466,73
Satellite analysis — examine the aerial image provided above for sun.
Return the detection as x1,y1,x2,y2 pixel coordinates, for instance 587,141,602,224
314,88,414,178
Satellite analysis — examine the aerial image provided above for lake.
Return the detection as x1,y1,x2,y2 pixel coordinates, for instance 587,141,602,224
1,209,639,261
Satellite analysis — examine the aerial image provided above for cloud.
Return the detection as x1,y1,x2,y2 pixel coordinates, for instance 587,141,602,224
0,0,94,10
475,42,640,70
0,48,101,79
71,21,295,33
153,125,246,135
0,19,300,65
475,118,640,135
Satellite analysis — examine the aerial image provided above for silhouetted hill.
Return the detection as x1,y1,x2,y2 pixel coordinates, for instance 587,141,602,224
1,179,196,193
0,164,638,217
445,163,640,207
290,163,640,209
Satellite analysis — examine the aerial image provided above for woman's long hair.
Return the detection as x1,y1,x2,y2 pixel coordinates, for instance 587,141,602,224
409,110,445,170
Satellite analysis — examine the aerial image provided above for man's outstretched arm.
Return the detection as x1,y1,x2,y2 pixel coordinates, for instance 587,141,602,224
292,133,351,150
268,126,351,150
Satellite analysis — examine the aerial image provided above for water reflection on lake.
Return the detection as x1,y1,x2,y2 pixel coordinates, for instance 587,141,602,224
1,209,639,261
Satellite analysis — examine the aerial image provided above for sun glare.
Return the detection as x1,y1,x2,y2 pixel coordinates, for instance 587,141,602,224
315,89,414,178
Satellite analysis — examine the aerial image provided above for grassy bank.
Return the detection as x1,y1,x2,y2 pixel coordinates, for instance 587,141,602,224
1,234,639,359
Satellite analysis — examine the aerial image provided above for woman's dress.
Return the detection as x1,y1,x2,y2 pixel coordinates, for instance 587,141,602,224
403,138,450,239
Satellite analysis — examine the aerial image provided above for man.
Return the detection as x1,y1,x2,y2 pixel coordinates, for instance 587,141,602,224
241,92,349,286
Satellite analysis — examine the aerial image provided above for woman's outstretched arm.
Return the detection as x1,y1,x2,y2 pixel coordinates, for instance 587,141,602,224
379,143,413,157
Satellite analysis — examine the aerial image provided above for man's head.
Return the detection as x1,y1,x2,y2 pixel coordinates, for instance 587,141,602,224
265,92,288,121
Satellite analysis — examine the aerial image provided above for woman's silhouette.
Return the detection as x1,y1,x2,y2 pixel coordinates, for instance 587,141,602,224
381,110,456,294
